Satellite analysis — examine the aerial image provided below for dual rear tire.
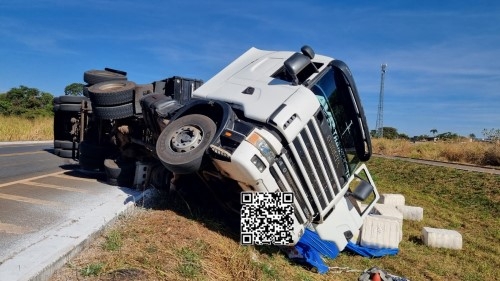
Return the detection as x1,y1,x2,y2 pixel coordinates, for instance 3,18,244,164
53,96,88,158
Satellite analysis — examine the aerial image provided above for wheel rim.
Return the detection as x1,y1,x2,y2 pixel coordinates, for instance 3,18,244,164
170,125,203,152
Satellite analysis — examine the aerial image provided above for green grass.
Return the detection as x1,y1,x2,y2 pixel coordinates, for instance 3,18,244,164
175,240,208,279
80,262,104,277
101,229,123,251
176,246,203,278
50,157,500,281
363,157,500,280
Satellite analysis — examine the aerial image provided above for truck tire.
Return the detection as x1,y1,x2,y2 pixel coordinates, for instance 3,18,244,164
54,140,78,150
58,96,88,104
92,103,134,119
54,148,76,158
156,114,216,174
83,85,89,97
84,70,127,85
88,81,136,106
104,158,135,186
58,104,81,112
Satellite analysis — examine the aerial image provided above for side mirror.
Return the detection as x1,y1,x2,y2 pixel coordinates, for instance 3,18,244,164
351,180,374,201
284,53,311,85
301,45,315,59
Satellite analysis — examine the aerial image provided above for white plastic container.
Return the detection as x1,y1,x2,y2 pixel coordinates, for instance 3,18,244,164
379,193,405,206
360,215,402,249
396,205,424,221
422,227,462,250
373,204,403,241
373,204,404,222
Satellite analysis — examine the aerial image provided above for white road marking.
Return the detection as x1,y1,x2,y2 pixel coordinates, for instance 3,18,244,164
0,193,63,207
0,151,45,157
0,221,33,234
53,174,98,183
0,170,66,188
22,181,88,193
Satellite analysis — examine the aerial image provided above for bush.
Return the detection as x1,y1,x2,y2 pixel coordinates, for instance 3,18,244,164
482,145,500,166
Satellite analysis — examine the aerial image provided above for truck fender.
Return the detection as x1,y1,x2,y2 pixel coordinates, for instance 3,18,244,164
169,99,237,145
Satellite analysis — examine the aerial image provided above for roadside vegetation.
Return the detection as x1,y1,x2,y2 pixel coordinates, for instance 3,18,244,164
372,138,500,167
0,85,54,141
0,115,53,141
50,157,500,281
0,84,85,142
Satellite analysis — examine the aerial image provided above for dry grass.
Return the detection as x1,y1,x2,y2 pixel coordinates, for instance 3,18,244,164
0,115,53,141
372,138,500,167
50,158,500,281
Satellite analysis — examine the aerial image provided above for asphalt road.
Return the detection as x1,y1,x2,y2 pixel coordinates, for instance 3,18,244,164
0,142,146,281
0,142,71,183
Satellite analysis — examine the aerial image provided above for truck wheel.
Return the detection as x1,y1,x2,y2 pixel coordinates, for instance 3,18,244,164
58,96,88,104
156,114,216,174
104,158,135,186
54,140,78,150
58,104,81,112
92,103,134,119
88,81,136,106
83,70,127,85
54,148,75,159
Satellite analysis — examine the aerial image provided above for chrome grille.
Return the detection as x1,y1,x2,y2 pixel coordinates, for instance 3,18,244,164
270,114,348,223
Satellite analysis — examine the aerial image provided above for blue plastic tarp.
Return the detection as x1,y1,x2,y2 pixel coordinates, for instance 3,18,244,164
345,241,399,258
287,228,398,274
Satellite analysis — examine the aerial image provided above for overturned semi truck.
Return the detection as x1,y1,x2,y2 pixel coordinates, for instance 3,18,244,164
53,45,380,253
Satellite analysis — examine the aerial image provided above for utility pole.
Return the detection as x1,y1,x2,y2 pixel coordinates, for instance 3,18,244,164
375,63,387,138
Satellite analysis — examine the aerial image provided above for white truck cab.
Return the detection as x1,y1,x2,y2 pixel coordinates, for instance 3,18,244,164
155,46,379,251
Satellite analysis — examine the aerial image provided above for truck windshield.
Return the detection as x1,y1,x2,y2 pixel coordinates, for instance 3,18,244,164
309,64,371,173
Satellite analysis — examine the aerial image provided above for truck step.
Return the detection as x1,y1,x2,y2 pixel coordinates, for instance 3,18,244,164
422,227,462,250
396,205,424,221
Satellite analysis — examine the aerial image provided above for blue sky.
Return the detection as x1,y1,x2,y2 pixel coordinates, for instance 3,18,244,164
1,0,499,138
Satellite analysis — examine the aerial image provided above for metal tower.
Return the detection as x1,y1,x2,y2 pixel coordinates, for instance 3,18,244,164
375,63,387,138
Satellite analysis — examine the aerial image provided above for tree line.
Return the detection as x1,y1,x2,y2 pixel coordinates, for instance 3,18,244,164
371,127,500,142
3,84,500,142
0,84,84,118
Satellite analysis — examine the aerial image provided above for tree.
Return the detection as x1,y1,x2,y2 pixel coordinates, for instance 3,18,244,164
372,127,409,139
482,128,500,142
398,133,410,140
437,132,459,140
382,127,399,139
469,133,476,139
64,83,84,96
0,86,54,117
430,129,438,136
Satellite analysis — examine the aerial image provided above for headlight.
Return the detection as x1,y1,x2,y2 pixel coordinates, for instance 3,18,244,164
247,132,276,164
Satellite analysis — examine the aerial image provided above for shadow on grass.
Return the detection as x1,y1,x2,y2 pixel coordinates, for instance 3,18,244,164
146,174,282,257
408,235,423,245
